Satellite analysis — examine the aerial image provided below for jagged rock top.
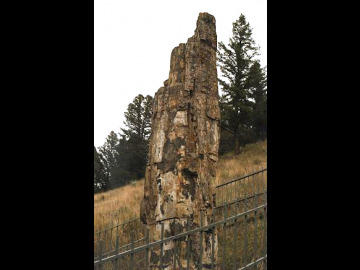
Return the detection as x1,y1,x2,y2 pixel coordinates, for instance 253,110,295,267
195,12,217,50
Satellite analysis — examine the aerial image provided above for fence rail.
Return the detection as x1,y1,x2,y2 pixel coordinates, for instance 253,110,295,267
94,217,145,260
95,217,141,235
214,166,267,207
94,167,267,269
215,168,267,188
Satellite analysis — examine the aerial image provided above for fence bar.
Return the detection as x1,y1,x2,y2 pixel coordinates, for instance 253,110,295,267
214,191,265,210
94,204,267,266
145,227,149,270
110,227,113,254
129,233,134,269
254,194,258,268
114,225,119,270
173,218,176,270
222,186,224,206
160,223,164,269
211,209,215,270
200,211,203,270
121,224,124,252
263,184,267,270
215,168,267,189
231,182,233,202
223,202,227,269
98,240,103,270
95,167,267,270
114,237,147,252
239,255,267,270
233,202,238,270
94,217,141,235
253,170,256,196
186,216,190,270
94,233,98,260
243,197,248,268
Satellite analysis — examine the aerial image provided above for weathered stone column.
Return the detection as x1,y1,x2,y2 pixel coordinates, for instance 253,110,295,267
140,12,220,269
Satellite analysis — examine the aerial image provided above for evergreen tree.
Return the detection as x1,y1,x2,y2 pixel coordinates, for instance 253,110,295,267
248,62,267,140
118,94,153,182
142,95,153,141
121,94,153,141
94,146,109,193
108,135,133,187
95,94,153,191
217,14,260,154
98,131,119,188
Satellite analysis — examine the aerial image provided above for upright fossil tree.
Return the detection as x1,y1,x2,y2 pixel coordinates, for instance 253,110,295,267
140,12,220,269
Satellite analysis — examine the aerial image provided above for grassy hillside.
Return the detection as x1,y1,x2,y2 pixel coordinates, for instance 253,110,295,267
94,140,267,233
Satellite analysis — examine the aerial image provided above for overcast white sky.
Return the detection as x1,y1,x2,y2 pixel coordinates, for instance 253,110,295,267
94,0,267,148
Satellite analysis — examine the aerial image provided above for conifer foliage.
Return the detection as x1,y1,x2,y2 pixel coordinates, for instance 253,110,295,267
218,14,267,154
94,146,109,193
94,94,153,193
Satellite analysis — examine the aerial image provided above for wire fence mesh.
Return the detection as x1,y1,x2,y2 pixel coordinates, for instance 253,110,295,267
94,167,267,269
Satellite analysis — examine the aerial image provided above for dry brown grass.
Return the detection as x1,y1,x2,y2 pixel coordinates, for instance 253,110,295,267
94,179,144,233
94,140,267,233
214,140,267,186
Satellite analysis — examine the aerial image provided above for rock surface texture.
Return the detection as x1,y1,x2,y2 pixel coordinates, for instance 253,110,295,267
141,12,220,269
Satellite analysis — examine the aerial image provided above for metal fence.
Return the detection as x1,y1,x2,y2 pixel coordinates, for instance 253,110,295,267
94,218,146,260
94,167,267,269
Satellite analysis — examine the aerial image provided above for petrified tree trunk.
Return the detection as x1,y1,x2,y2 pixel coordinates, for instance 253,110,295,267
141,12,220,269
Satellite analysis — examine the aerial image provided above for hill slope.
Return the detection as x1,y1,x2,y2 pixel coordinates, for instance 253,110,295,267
94,140,267,232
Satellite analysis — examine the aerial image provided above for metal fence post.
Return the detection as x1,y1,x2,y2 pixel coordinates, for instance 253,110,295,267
211,209,215,270
160,222,164,270
263,168,267,269
146,227,149,270
223,202,227,269
173,218,176,270
98,239,103,270
130,233,135,269
200,211,204,270
186,216,190,270
243,197,248,268
113,226,119,269
233,202,238,270
254,192,258,268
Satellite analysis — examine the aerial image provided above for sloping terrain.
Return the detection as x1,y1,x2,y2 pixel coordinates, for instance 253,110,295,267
94,140,267,232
